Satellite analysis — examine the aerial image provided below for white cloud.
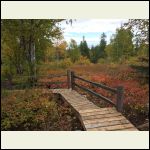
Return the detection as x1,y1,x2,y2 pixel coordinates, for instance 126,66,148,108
61,19,128,33
60,19,129,47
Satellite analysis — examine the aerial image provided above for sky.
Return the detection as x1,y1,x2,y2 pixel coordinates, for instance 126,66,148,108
60,19,128,48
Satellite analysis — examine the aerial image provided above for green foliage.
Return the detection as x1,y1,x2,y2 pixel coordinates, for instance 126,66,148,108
104,44,113,63
68,39,81,63
137,43,149,57
98,58,106,64
44,46,56,62
105,28,134,63
125,56,139,65
40,58,72,70
75,56,91,65
99,33,107,58
124,19,149,44
90,45,99,63
90,33,107,63
60,58,73,68
79,36,90,59
2,65,15,81
1,19,64,79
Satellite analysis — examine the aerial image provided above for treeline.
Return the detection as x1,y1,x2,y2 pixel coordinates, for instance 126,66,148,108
1,19,149,81
46,22,149,65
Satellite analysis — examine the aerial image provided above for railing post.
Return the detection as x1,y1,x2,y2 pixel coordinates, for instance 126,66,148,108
70,71,75,90
67,70,71,89
116,86,124,112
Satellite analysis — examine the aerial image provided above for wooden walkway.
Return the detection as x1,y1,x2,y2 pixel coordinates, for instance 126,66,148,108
52,89,138,131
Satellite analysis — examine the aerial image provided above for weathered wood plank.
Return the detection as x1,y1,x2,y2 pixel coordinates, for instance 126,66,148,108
62,96,92,103
71,102,96,107
70,101,92,106
74,105,99,111
118,128,138,131
84,115,126,124
72,103,97,107
84,116,126,125
51,89,138,131
82,112,122,121
79,107,116,114
65,98,90,103
88,124,135,131
80,109,118,117
85,119,130,129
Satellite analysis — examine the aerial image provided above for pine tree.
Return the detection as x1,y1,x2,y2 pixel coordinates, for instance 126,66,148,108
90,33,107,63
99,33,107,58
79,36,90,59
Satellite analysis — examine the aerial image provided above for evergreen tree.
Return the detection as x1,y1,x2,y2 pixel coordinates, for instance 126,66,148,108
79,36,90,59
99,32,107,58
90,45,99,63
90,33,107,63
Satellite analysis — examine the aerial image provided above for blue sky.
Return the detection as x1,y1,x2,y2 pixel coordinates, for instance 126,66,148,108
60,19,128,48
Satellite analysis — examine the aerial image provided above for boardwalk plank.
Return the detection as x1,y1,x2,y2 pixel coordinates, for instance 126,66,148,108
88,124,135,131
51,89,138,131
84,116,127,125
82,112,122,120
79,107,116,114
85,119,130,129
80,109,118,117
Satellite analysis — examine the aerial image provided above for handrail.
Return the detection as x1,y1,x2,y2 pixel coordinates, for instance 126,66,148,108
4,70,124,112
68,70,124,112
74,75,117,93
74,83,116,106
12,74,66,79
3,73,67,89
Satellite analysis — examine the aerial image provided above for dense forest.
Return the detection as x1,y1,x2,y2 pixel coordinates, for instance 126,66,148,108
1,19,149,131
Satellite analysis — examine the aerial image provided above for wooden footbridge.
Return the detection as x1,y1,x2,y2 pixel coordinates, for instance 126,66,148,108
49,70,138,131
8,70,138,131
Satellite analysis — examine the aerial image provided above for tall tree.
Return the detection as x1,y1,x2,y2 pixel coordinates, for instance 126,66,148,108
79,36,90,59
124,19,149,60
1,19,64,79
124,19,149,44
90,33,107,63
90,45,99,63
105,28,134,62
99,32,107,58
68,39,80,63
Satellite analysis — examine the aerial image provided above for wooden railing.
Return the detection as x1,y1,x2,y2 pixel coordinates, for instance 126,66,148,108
2,70,124,112
36,74,67,87
2,73,67,89
67,70,124,112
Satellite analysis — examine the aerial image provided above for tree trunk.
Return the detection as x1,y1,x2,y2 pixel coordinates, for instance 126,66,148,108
16,64,23,74
28,20,37,85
